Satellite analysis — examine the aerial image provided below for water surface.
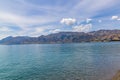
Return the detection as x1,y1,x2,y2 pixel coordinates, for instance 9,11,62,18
0,42,120,80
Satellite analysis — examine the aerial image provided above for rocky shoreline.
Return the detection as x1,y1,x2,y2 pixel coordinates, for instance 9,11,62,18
112,70,120,80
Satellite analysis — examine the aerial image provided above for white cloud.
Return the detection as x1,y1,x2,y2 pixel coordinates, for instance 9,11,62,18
0,11,59,38
0,26,13,32
111,16,120,21
73,24,92,32
72,0,118,18
25,27,46,37
111,16,119,20
36,27,45,31
98,20,102,23
60,18,76,25
49,29,61,33
0,26,15,39
0,12,57,26
0,0,119,39
117,18,120,21
86,18,92,23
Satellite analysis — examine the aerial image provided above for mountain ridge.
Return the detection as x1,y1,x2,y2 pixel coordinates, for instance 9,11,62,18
1,29,120,44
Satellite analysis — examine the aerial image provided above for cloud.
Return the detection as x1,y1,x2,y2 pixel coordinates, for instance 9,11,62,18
117,18,120,21
111,16,120,21
60,18,76,25
0,12,57,27
0,26,13,32
49,29,61,33
72,0,118,18
86,18,92,23
28,27,45,36
0,0,120,39
111,16,119,20
0,26,15,39
0,11,58,39
98,20,102,23
34,27,45,34
73,24,92,32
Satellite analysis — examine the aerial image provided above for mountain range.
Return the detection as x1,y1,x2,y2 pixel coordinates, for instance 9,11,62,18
1,30,120,44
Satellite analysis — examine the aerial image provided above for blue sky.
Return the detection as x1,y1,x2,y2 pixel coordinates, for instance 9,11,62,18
0,0,120,39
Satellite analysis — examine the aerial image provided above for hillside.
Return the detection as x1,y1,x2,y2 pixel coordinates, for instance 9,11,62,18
1,30,120,44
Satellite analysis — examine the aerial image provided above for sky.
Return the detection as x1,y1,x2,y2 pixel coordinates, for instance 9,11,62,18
0,0,120,39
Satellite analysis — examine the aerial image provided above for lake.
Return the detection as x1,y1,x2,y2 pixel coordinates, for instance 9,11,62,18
0,42,120,80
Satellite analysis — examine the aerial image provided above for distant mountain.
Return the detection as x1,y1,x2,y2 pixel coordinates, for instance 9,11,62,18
1,29,120,44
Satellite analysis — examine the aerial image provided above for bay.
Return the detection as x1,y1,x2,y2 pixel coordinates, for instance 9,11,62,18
0,42,120,80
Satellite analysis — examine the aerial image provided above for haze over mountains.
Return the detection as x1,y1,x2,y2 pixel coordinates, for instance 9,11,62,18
0,29,120,45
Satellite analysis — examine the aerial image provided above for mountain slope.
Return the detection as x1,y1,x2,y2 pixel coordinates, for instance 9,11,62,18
1,30,120,44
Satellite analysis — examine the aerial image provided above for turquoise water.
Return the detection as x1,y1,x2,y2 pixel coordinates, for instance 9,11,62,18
0,42,120,80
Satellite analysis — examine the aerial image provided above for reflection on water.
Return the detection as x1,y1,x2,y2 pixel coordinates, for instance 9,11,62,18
0,42,120,80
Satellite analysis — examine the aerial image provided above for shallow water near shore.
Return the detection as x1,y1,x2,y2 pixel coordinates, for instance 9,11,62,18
0,42,120,80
